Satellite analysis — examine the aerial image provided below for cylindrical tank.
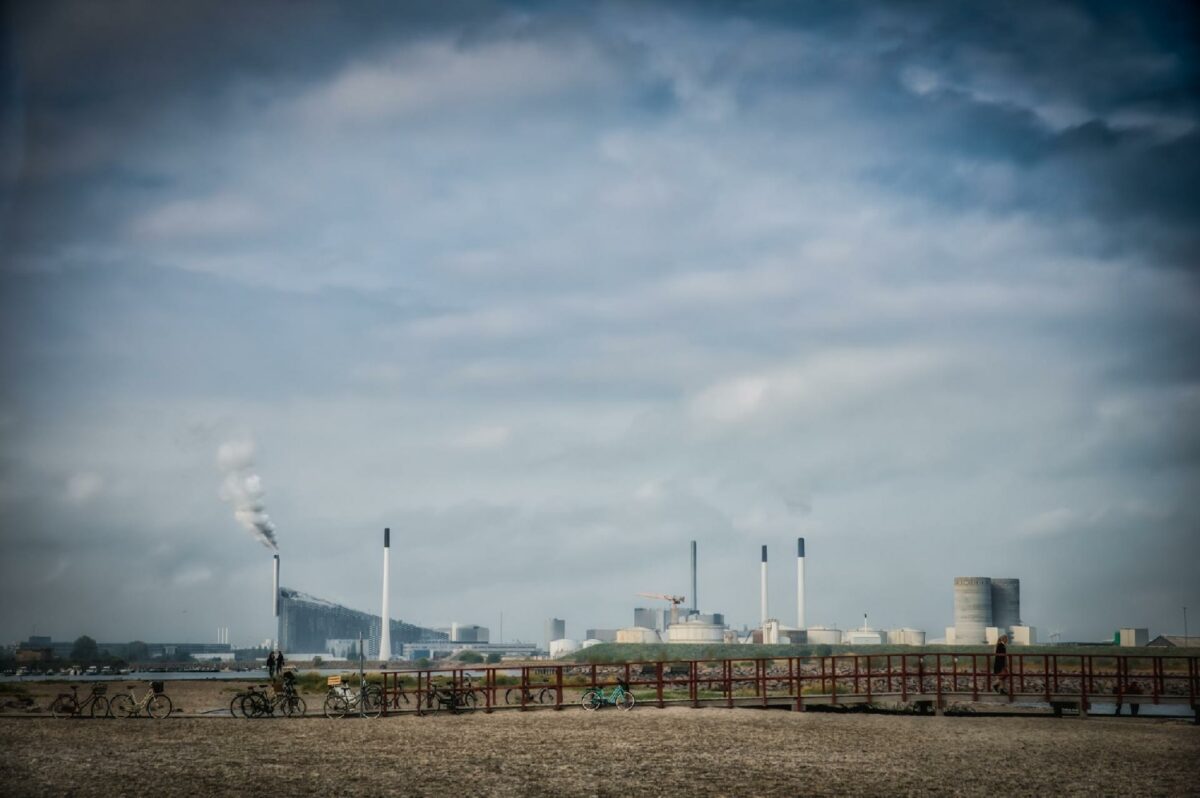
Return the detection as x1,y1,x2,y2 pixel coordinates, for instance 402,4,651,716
846,629,882,645
901,628,926,646
953,577,992,644
580,639,603,649
549,638,580,657
666,623,724,643
886,629,905,645
616,627,660,644
990,578,1021,632
806,626,843,645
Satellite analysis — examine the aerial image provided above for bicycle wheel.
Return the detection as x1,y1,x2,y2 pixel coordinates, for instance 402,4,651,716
147,694,172,719
580,690,601,711
51,695,77,719
360,687,383,718
89,696,109,719
242,693,267,718
230,693,246,718
618,691,635,711
539,688,558,706
323,693,349,719
460,691,479,711
282,695,306,717
504,688,520,705
110,694,137,718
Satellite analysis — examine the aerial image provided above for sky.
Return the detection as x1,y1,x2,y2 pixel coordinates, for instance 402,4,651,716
1,0,1198,648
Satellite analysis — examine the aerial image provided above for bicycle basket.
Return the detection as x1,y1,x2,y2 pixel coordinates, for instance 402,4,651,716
91,684,107,695
151,681,165,694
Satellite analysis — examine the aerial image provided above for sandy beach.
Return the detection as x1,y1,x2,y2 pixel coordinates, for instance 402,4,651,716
1,698,1197,797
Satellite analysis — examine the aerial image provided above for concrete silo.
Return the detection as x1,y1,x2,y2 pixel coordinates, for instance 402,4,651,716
990,578,1021,632
953,577,993,644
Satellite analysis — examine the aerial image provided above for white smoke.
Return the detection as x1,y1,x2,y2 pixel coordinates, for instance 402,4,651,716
217,439,279,550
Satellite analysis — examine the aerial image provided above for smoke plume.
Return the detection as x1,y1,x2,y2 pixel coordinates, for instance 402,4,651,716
217,439,279,550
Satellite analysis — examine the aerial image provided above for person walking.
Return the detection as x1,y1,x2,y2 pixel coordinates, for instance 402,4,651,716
991,634,1009,694
266,650,277,679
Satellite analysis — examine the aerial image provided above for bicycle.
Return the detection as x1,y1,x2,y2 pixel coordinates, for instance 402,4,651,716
323,675,382,719
504,686,557,706
50,684,110,719
424,684,479,714
240,682,306,718
581,679,635,711
110,681,172,719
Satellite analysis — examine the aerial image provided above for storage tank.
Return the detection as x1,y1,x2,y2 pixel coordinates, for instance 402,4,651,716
990,578,1020,631
549,638,580,657
616,627,660,644
580,639,603,649
666,623,724,643
886,629,906,645
806,626,842,645
846,629,882,645
900,628,926,646
953,577,992,644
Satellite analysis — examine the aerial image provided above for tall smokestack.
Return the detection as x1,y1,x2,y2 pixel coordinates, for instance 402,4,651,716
379,528,391,662
760,545,768,627
690,540,697,613
272,554,280,618
796,537,806,629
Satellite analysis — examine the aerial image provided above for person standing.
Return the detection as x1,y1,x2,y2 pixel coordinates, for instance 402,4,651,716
266,650,277,679
275,650,286,676
991,634,1009,694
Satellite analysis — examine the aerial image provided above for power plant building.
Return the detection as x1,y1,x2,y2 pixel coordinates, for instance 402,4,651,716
952,577,1032,645
277,588,445,656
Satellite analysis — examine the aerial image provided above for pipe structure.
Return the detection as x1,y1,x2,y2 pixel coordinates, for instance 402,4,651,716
760,545,768,627
690,540,698,613
796,537,806,630
272,554,280,618
379,528,392,662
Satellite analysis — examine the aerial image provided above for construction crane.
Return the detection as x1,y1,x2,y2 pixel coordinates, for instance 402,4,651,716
637,592,687,626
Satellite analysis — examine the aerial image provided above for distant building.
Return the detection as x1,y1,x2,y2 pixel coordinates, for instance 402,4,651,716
585,629,618,643
278,588,445,655
1147,635,1195,648
450,624,489,643
545,618,565,650
1118,628,1149,647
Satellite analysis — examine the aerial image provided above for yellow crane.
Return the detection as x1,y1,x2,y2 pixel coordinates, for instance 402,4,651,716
637,592,687,626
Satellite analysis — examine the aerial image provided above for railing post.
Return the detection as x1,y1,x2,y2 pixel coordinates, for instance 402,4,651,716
656,662,664,708
555,665,563,710
691,661,699,708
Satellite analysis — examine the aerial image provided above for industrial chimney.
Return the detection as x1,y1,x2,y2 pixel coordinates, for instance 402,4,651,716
690,540,698,613
379,528,392,662
272,554,280,618
760,545,768,627
796,537,806,629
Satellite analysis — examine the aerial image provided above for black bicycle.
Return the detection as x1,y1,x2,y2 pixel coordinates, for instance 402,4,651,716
50,684,110,719
504,686,557,705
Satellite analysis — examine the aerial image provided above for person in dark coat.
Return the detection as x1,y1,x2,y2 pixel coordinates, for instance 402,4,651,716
275,650,286,675
266,651,277,679
990,635,1009,693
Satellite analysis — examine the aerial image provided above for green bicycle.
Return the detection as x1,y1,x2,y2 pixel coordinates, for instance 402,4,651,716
580,679,635,711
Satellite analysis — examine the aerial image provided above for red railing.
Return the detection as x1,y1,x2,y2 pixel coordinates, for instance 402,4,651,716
379,652,1199,717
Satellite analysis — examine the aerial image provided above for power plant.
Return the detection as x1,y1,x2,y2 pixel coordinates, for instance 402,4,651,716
949,576,1035,645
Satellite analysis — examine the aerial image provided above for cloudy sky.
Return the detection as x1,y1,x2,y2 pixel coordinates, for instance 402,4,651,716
1,1,1197,648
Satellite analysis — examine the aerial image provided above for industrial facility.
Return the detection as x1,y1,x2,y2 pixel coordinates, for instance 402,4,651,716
948,576,1036,645
276,588,445,658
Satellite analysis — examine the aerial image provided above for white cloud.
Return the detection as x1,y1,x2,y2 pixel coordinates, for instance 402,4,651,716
65,472,103,503
451,425,512,450
131,194,270,241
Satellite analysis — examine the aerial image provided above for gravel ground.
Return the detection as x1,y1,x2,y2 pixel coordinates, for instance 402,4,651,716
1,707,1197,797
